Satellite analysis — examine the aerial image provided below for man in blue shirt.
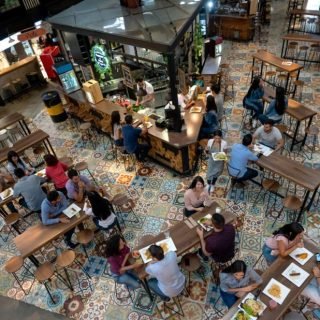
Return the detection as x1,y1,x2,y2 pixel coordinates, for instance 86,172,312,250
41,190,77,248
122,114,150,162
228,134,258,184
13,168,46,212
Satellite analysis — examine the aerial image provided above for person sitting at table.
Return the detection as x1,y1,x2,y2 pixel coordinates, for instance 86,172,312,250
220,260,263,308
66,169,91,202
243,76,264,128
206,130,228,194
199,95,219,139
253,119,284,151
146,244,185,301
302,265,320,306
84,189,122,233
41,190,77,249
111,110,123,147
258,86,288,124
207,84,224,122
44,154,68,196
196,213,236,263
184,176,209,217
262,222,304,266
122,114,150,162
105,234,142,290
13,168,46,213
0,168,18,213
228,134,258,186
7,151,35,177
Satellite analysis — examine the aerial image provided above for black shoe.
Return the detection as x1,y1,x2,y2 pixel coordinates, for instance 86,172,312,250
65,241,78,249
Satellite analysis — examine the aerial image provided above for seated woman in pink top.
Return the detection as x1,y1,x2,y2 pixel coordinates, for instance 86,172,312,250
262,222,304,265
44,154,68,196
184,176,209,217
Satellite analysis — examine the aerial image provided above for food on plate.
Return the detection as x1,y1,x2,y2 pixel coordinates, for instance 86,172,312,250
37,172,44,177
199,217,211,225
214,153,227,161
132,250,140,259
234,310,251,320
159,243,169,253
143,249,152,260
2,189,11,198
295,253,308,260
268,283,281,298
241,298,264,317
289,272,301,277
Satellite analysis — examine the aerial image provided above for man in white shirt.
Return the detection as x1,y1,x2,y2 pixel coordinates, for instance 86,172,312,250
136,78,155,109
253,119,284,151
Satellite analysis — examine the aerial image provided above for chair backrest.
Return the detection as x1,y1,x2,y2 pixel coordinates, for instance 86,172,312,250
226,162,241,178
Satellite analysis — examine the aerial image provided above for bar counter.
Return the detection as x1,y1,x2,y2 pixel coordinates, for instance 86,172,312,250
65,90,204,174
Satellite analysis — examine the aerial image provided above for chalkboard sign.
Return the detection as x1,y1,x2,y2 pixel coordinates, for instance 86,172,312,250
121,64,134,89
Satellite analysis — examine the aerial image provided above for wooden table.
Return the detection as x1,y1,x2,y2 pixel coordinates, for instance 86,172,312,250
0,112,31,135
223,239,318,320
263,86,317,151
288,9,320,34
134,202,237,298
251,50,303,96
281,34,320,64
257,152,320,221
14,213,88,265
0,129,55,164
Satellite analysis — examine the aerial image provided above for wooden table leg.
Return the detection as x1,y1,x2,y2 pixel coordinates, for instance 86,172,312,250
296,190,310,222
45,138,56,156
301,116,314,147
20,119,31,135
290,120,301,151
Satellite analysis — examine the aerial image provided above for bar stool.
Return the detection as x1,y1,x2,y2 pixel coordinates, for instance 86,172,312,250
25,117,37,132
246,66,260,85
12,79,23,95
32,144,46,167
286,43,298,60
306,18,317,33
297,46,309,65
293,80,304,101
35,262,72,304
275,124,289,152
1,83,14,101
265,70,277,85
74,161,97,185
180,253,206,294
79,122,96,149
222,79,235,105
0,129,10,148
76,229,95,259
56,249,93,294
276,74,288,88
3,212,28,237
6,123,24,143
299,18,306,32
122,151,137,173
5,256,35,295
303,125,319,160
59,156,74,169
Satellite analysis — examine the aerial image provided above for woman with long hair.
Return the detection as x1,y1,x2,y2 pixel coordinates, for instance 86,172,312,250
44,154,68,195
84,190,121,232
258,86,288,124
105,234,142,289
262,222,304,265
244,76,264,127
184,176,209,217
111,110,123,146
199,95,219,139
7,150,34,177
220,260,262,308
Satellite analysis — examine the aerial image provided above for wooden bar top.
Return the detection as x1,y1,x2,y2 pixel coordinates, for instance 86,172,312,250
257,152,320,191
223,239,318,320
253,50,303,72
0,129,49,163
0,56,37,77
214,14,254,20
68,90,204,148
282,33,320,43
0,112,24,131
289,9,320,16
14,213,88,258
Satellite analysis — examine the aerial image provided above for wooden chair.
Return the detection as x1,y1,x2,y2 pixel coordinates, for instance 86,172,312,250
76,229,95,259
303,125,319,160
74,161,97,185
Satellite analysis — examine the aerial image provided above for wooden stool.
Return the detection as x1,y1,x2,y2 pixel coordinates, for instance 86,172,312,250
6,123,23,143
32,144,46,167
293,80,304,101
303,125,319,160
0,129,10,148
3,212,29,237
111,193,138,227
277,74,288,88
59,156,74,168
297,46,309,65
76,229,94,259
265,70,277,85
74,161,97,184
180,253,206,294
25,117,37,132
5,256,35,294
246,66,260,85
79,122,96,149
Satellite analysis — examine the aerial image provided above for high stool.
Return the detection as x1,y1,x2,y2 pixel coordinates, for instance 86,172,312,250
12,79,23,95
222,79,235,105
277,74,288,88
0,129,10,148
240,108,252,131
293,80,304,101
25,117,37,132
306,18,317,33
74,161,97,185
286,43,298,59
180,253,206,294
308,45,320,69
59,156,74,168
246,66,260,85
297,46,309,65
265,70,277,85
3,212,27,237
6,123,24,143
1,83,13,101
219,114,229,133
79,122,96,149
35,262,72,304
76,229,95,259
32,144,46,167
269,195,302,227
5,256,35,295
303,125,319,160
56,250,92,294
299,18,306,32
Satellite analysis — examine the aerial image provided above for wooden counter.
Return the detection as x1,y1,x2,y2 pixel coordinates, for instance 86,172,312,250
0,56,37,77
64,90,204,174
214,14,254,41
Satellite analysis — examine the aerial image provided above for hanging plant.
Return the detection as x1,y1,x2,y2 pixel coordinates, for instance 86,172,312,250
194,23,203,73
90,44,113,83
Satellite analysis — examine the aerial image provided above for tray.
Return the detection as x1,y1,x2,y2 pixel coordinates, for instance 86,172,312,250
197,214,213,232
0,188,13,201
282,262,310,287
262,278,290,305
253,144,273,156
190,106,202,113
63,203,81,218
212,152,228,161
238,293,267,319
289,247,314,265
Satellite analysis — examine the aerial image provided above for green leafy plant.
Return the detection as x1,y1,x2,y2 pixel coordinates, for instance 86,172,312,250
90,44,112,83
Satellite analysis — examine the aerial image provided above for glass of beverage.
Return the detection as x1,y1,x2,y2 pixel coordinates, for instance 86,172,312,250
216,207,222,214
164,230,170,239
268,299,277,310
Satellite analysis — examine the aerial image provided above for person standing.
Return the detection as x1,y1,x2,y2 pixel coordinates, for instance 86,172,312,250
136,77,155,109
207,84,224,121
199,95,219,139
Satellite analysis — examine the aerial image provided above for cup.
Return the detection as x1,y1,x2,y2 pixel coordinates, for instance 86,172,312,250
164,230,170,239
268,299,277,310
216,207,221,214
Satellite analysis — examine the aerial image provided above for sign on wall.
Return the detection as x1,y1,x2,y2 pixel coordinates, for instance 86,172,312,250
18,28,46,42
91,44,110,74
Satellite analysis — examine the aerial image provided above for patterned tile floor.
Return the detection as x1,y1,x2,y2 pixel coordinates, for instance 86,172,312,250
1,1,320,319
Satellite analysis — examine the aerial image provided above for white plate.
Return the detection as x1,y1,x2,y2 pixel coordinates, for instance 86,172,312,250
253,144,273,156
262,278,291,305
212,152,228,161
35,169,46,177
0,188,13,201
63,203,81,218
197,214,213,232
282,262,310,287
139,237,177,264
238,293,267,319
231,310,252,320
289,247,314,265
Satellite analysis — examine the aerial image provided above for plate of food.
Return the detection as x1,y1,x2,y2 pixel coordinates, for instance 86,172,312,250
139,122,153,129
239,293,267,319
0,188,13,201
190,106,202,113
212,152,228,161
262,278,291,305
289,247,313,265
132,250,141,259
139,237,177,263
35,169,46,177
197,214,213,232
63,203,81,218
282,262,310,287
231,310,251,320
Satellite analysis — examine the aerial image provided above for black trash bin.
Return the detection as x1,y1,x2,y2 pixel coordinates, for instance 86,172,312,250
42,91,68,123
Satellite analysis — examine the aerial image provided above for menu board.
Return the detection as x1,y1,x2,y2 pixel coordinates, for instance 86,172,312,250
122,64,134,89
